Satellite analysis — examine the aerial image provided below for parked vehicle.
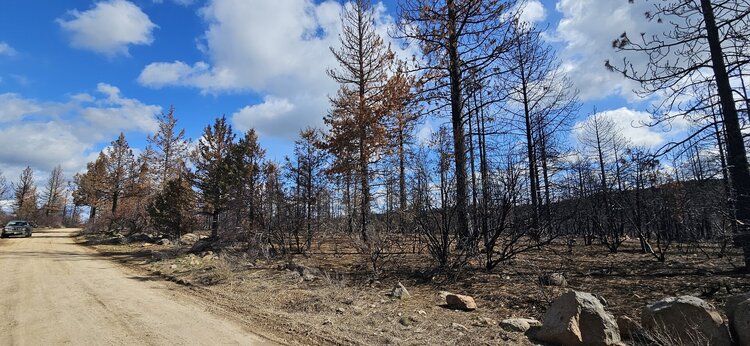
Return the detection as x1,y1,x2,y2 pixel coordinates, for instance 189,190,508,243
1,220,33,238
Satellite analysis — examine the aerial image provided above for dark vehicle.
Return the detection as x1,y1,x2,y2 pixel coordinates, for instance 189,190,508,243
1,220,33,238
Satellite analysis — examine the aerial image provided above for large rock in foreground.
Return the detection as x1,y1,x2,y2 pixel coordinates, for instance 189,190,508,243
535,290,622,346
726,292,750,346
641,295,731,346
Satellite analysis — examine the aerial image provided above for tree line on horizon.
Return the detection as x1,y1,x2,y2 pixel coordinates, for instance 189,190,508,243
2,0,748,273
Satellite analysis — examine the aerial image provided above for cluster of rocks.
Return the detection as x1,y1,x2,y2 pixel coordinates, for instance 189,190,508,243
282,262,323,282
104,232,208,247
386,274,749,346
527,290,748,346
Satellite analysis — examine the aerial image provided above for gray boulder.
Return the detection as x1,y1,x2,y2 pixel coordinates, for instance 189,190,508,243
535,290,622,346
641,295,731,346
726,292,750,346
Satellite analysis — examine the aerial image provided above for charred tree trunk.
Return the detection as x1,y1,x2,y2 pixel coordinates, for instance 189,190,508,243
701,0,750,270
447,0,470,247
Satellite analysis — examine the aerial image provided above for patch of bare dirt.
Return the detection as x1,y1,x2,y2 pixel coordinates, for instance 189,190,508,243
80,232,750,345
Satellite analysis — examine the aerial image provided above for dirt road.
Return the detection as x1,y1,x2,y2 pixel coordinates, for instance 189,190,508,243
0,228,273,346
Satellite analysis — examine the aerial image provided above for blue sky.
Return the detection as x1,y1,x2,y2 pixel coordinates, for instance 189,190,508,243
0,0,682,183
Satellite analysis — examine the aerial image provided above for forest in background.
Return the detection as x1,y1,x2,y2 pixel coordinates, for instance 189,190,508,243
3,0,750,274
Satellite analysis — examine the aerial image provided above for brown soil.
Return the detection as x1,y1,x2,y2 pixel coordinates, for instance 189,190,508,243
81,232,750,345
0,228,272,345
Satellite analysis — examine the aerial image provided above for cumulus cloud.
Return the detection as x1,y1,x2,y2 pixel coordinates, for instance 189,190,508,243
57,0,157,57
573,107,689,149
139,0,414,139
0,42,16,56
0,84,161,180
518,0,547,24
79,84,161,136
0,94,43,122
551,0,664,102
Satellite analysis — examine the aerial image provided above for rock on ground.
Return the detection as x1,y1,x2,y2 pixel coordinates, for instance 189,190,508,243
125,233,154,244
641,295,731,346
180,233,199,244
500,318,541,333
190,239,214,253
535,290,622,346
538,272,567,287
725,292,750,346
445,294,477,311
391,282,411,300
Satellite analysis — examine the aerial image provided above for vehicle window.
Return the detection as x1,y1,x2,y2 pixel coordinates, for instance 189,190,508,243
7,221,23,226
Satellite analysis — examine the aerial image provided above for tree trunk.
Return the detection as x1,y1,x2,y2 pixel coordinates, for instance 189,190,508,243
519,44,540,229
447,0,470,247
359,131,370,243
211,210,219,238
701,0,750,270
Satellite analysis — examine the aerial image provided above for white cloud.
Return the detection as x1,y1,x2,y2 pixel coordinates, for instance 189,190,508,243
0,42,16,56
518,0,546,24
573,107,689,149
80,83,161,135
0,94,43,122
153,0,197,5
233,96,295,135
551,0,664,102
57,0,157,57
0,84,161,180
139,0,414,139
138,61,212,87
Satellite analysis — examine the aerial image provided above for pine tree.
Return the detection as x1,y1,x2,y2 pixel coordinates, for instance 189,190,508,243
286,127,328,252
41,165,67,221
103,133,139,216
14,166,37,220
192,116,236,238
382,63,419,212
146,105,190,189
228,128,266,230
398,0,520,248
324,0,394,242
73,154,108,222
147,176,196,240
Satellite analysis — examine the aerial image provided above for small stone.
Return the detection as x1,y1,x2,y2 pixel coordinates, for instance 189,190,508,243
169,264,177,269
538,272,567,287
336,307,345,314
399,316,414,326
472,317,497,327
391,282,411,300
500,318,539,333
451,322,469,332
417,310,426,316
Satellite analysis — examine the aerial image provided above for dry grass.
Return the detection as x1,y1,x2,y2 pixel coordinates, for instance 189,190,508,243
80,232,750,345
